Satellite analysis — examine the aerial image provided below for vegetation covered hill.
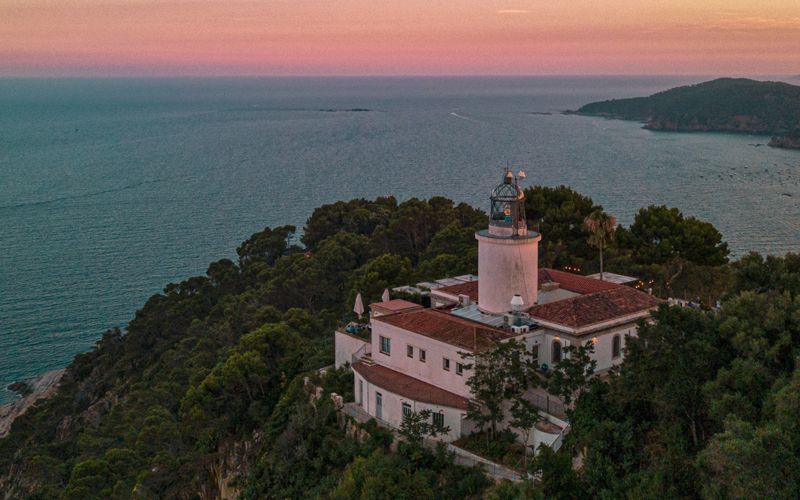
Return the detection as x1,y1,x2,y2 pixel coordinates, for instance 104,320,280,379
576,78,800,149
2,187,797,499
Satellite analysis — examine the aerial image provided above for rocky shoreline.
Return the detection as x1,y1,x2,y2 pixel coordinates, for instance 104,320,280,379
569,111,800,150
0,369,65,439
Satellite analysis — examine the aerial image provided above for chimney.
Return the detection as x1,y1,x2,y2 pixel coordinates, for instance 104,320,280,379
541,281,561,292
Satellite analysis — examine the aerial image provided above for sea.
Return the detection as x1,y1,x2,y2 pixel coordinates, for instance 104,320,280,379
1,76,799,404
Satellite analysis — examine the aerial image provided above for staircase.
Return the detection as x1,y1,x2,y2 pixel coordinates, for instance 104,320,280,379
351,343,374,366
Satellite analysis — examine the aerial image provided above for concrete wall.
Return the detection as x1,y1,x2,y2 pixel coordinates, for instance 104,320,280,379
334,330,370,369
476,232,540,314
353,371,465,442
371,320,474,399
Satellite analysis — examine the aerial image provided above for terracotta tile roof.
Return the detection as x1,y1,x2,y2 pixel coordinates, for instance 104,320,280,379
528,286,661,332
538,268,620,294
434,280,479,301
374,308,514,351
435,269,618,302
369,299,423,313
353,362,468,410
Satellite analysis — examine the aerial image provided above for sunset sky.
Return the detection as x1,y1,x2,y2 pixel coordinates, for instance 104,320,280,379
2,0,799,76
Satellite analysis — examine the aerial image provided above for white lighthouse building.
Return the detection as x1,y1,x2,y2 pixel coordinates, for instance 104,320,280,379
476,169,540,314
334,169,661,449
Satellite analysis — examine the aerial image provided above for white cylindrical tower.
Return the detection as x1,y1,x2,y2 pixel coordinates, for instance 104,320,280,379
476,170,541,314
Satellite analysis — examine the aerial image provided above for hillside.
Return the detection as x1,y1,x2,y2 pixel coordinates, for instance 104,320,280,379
1,188,799,499
576,78,800,149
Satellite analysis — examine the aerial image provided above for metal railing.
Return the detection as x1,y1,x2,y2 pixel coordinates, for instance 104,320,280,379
351,343,369,366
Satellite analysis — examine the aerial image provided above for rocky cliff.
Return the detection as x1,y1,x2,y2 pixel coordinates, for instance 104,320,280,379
0,370,65,439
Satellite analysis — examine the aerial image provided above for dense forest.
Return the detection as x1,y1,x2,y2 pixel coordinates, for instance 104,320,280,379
1,186,797,499
576,78,800,149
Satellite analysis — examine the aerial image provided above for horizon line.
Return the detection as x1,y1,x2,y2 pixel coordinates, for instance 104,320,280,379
1,73,797,80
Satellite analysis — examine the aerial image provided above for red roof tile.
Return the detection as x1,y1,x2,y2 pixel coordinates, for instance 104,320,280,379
538,268,620,294
436,269,618,302
434,280,479,301
369,299,423,313
528,286,661,331
375,308,514,351
353,362,468,410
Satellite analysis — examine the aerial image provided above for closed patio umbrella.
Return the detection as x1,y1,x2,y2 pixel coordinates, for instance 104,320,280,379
353,293,365,319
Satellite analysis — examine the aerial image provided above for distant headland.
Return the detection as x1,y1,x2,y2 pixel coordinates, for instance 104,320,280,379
572,78,800,149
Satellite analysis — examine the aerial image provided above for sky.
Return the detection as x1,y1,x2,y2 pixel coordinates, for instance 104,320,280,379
1,0,799,76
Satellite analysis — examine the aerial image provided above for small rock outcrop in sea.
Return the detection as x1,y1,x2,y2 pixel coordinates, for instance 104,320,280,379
0,369,65,438
768,134,800,150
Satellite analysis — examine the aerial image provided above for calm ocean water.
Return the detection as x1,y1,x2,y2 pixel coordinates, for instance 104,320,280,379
1,76,799,403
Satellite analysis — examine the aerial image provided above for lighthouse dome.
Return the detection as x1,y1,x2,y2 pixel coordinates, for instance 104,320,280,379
489,170,527,236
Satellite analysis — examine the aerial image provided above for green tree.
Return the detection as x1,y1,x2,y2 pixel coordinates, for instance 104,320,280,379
718,291,800,371
623,205,729,266
524,185,602,268
698,418,800,499
531,444,584,499
463,339,537,441
347,253,414,306
398,409,451,445
584,209,617,280
620,306,729,449
545,341,596,407
236,225,298,268
330,450,435,500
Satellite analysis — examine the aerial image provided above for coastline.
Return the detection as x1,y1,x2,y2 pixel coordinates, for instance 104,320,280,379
568,111,800,150
0,369,65,439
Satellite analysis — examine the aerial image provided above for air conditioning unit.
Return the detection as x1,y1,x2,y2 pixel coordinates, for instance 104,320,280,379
458,294,471,306
511,325,530,334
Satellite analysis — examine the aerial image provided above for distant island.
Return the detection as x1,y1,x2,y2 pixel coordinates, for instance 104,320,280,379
574,78,800,149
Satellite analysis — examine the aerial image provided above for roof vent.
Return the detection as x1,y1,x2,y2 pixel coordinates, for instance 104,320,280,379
510,294,524,312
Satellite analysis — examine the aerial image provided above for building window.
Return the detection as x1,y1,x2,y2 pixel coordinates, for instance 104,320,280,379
402,402,412,420
531,345,539,363
432,412,445,429
443,357,450,371
376,392,383,420
379,336,391,355
358,380,363,405
456,363,464,376
419,349,426,362
612,334,621,358
407,345,414,358
552,340,562,364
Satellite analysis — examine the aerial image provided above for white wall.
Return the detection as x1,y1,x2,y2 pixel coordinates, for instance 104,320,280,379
537,322,639,372
476,232,540,314
353,372,466,442
371,320,474,399
334,330,370,369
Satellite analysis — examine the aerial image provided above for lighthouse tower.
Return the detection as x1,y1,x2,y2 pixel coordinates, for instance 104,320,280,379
476,170,541,314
